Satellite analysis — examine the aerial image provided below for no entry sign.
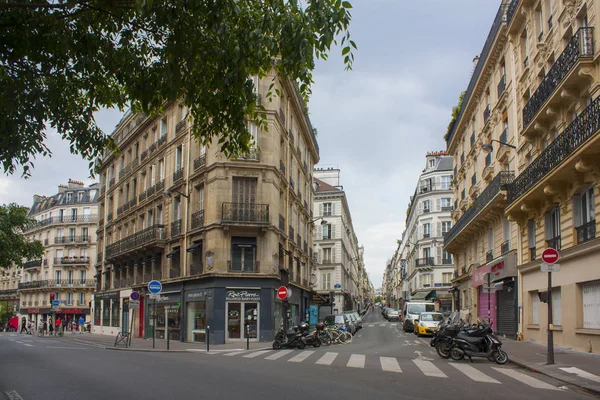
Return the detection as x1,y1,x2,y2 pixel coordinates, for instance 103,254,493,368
277,286,289,300
541,248,559,265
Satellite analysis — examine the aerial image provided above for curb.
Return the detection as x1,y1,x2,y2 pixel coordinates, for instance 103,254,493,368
509,358,600,396
104,347,190,353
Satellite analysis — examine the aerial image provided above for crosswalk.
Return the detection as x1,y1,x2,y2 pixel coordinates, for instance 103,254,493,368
199,348,561,390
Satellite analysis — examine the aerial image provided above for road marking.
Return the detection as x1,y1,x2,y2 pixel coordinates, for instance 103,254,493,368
380,357,402,373
450,363,500,383
288,351,314,363
5,390,24,400
368,324,374,328
413,359,447,378
379,324,386,327
22,343,33,347
559,367,600,383
243,350,271,358
315,352,338,365
492,368,559,390
265,350,293,360
45,346,86,350
223,350,249,356
358,334,362,338
347,354,365,368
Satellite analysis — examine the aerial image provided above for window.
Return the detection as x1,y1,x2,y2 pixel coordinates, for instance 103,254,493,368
471,173,477,186
80,270,87,281
55,270,62,281
81,227,88,241
528,219,536,258
545,206,561,248
197,185,205,211
322,248,332,263
175,145,183,170
230,237,257,272
423,223,431,238
248,122,258,147
582,281,600,329
173,196,181,220
423,200,431,213
441,176,452,190
160,117,167,137
442,251,453,264
536,7,543,40
323,203,332,216
79,292,85,306
323,224,332,240
321,272,331,290
442,272,452,284
158,158,165,180
441,221,452,234
428,159,435,168
552,288,562,326
575,187,595,226
232,177,257,204
531,292,539,325
441,198,452,210
521,30,529,67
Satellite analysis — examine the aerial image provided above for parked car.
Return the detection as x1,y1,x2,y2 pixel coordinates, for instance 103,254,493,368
412,312,444,336
344,311,363,330
381,307,390,317
346,313,359,334
386,309,400,322
324,314,353,333
402,302,436,332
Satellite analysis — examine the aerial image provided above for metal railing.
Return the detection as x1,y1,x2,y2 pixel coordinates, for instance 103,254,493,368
221,203,269,224
24,260,41,269
176,119,187,135
416,257,435,267
444,171,514,247
442,257,453,265
501,240,510,255
486,250,494,263
25,215,99,231
523,27,594,128
227,260,259,273
577,219,596,244
547,236,561,250
173,167,184,182
441,206,453,212
105,225,166,259
54,257,90,265
509,96,600,204
506,0,519,24
194,154,206,170
171,219,182,237
54,236,89,244
18,279,95,290
191,210,204,229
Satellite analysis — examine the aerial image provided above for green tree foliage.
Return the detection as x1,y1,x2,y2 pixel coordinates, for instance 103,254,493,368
0,0,356,177
0,204,44,269
374,295,382,304
444,90,466,141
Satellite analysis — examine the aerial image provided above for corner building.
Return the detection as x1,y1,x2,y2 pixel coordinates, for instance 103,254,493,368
95,73,319,344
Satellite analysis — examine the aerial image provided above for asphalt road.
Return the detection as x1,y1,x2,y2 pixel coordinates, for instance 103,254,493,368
0,310,594,400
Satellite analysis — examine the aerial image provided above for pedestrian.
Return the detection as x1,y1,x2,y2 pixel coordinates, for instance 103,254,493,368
48,317,54,336
78,316,85,334
71,319,77,334
56,317,61,335
62,316,67,334
20,317,27,334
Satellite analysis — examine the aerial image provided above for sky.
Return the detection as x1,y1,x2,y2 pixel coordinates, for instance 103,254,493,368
0,0,500,289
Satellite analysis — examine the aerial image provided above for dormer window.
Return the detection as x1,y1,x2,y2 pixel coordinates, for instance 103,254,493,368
66,193,73,202
428,159,435,168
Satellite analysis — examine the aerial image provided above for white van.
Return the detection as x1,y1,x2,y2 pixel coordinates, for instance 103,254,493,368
402,302,435,332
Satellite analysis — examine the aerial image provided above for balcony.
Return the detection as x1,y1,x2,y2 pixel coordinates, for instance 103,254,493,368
547,236,561,251
221,203,269,225
191,210,205,229
445,171,515,252
441,206,453,212
158,135,167,147
0,289,18,298
497,74,506,98
416,257,435,267
279,214,285,231
54,257,90,265
171,219,182,237
105,224,166,261
486,250,494,263
108,177,115,189
194,154,206,170
141,149,148,161
23,260,41,269
227,260,259,273
24,214,99,232
173,167,184,183
522,27,594,130
234,147,259,161
176,119,187,135
501,240,510,255
442,257,453,265
322,258,332,265
577,219,596,244
54,236,89,245
18,279,96,290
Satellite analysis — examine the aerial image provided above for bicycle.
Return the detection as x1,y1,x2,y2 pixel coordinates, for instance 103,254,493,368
324,326,352,344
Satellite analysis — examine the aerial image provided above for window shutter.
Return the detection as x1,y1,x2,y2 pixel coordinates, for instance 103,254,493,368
572,195,581,228
544,213,552,240
319,203,323,216
437,222,442,237
418,202,423,215
331,224,335,239
332,251,336,263
317,248,322,263
317,227,322,240
436,198,441,211
331,203,335,216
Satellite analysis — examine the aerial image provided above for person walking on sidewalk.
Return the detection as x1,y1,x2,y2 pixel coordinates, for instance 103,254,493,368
48,317,54,336
78,316,85,334
20,317,27,334
56,317,62,336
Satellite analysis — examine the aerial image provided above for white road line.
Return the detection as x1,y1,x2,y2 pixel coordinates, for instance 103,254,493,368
5,389,24,400
243,350,272,359
450,363,500,383
380,357,402,373
223,350,249,356
265,350,293,360
413,359,447,378
492,368,559,390
559,367,600,383
45,346,86,350
368,324,374,328
22,343,33,347
347,354,365,368
379,324,386,327
288,351,314,363
315,352,338,365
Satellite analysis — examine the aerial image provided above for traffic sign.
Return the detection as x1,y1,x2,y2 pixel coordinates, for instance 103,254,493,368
541,263,561,272
52,300,60,307
148,280,162,294
149,293,161,300
277,286,289,300
130,292,140,301
541,248,560,265
129,300,140,309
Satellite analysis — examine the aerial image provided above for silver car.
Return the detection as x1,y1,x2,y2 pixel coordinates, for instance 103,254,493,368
344,311,363,330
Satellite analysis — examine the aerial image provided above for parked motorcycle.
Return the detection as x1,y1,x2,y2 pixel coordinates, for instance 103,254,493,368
431,312,469,359
449,319,508,364
272,322,310,350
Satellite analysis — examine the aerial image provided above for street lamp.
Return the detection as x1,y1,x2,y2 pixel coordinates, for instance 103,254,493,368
162,188,190,199
309,217,329,225
481,139,517,154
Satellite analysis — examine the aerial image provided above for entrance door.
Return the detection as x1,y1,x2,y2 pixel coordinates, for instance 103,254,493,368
478,286,497,329
227,303,241,339
496,281,517,338
243,303,258,339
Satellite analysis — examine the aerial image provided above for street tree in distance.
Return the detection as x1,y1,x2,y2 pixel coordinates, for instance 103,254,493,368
0,204,44,269
0,0,357,177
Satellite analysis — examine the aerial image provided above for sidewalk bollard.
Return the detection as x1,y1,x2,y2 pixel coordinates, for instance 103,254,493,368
246,324,250,350
206,326,210,352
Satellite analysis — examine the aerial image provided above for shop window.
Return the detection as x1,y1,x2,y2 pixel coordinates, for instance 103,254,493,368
230,237,257,272
187,300,206,342
111,298,120,327
582,281,600,329
102,300,110,326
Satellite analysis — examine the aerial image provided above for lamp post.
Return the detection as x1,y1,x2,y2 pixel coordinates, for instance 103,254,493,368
481,139,517,153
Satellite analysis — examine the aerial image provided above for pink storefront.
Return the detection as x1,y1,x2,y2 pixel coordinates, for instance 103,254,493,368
472,263,497,328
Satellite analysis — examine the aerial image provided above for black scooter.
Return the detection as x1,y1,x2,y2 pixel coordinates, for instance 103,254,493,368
272,325,308,350
449,320,508,364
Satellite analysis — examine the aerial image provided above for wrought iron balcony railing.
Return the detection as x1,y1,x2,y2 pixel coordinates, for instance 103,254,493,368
506,0,518,24
24,260,41,269
194,154,206,170
25,215,99,231
141,149,149,161
18,279,96,290
442,257,453,265
416,257,435,267
486,250,494,263
54,236,90,245
105,224,166,259
191,210,205,229
171,219,182,237
54,257,90,265
509,96,600,204
173,167,184,183
176,119,187,135
577,219,596,244
523,27,594,128
221,203,269,224
547,236,561,250
444,171,514,247
501,240,510,255
227,260,259,273
441,206,453,212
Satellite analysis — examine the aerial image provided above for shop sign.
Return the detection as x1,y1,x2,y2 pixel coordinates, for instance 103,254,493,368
185,290,206,301
27,308,51,314
225,290,260,302
310,294,329,304
27,308,39,314
153,293,181,303
56,308,89,314
94,291,120,301
472,264,492,287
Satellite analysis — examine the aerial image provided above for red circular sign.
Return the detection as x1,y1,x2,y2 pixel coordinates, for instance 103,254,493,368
541,248,560,264
277,286,288,300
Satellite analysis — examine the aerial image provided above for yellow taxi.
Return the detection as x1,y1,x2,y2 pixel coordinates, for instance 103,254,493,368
413,312,444,337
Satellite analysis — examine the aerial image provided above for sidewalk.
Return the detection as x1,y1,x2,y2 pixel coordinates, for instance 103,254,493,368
59,332,271,353
502,338,600,395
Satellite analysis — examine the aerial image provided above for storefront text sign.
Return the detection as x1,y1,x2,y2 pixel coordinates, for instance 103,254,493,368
472,264,492,287
94,291,120,301
226,290,260,302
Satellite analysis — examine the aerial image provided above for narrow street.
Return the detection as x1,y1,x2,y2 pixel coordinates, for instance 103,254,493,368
0,311,594,400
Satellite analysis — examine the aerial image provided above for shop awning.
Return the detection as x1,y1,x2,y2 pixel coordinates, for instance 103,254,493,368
411,291,431,300
186,242,202,252
166,248,180,259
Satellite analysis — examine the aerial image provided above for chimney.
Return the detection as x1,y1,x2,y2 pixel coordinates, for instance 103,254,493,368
57,184,68,193
67,178,85,189
472,55,480,74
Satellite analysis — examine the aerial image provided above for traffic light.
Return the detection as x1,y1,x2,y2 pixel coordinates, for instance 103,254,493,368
50,293,55,304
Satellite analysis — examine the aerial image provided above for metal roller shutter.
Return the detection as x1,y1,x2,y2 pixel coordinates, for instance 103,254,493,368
496,281,517,339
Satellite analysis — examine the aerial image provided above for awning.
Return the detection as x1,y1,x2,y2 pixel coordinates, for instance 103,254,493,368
186,242,202,253
166,248,180,259
411,291,431,300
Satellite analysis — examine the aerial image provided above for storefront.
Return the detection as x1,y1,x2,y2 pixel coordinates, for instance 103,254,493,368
225,289,260,341
472,264,497,328
491,251,518,339
185,289,207,342
152,292,182,341
92,290,123,336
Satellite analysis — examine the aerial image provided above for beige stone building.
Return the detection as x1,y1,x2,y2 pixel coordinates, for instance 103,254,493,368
19,180,99,325
0,266,21,325
95,73,320,344
504,0,600,353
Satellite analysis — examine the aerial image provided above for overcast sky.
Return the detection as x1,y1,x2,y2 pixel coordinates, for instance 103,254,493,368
0,1,499,289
